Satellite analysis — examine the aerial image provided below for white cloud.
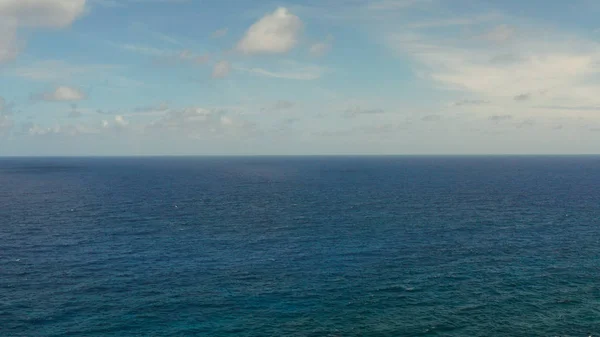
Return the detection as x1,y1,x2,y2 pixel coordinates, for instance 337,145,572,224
0,20,19,63
39,86,86,102
387,29,600,110
0,0,86,28
115,115,129,127
116,43,210,64
0,0,86,63
147,107,254,138
23,120,111,136
237,7,303,55
22,106,254,145
9,60,117,81
212,60,231,79
236,63,325,80
97,115,130,132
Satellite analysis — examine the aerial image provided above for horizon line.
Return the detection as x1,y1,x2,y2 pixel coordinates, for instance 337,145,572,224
1,154,600,158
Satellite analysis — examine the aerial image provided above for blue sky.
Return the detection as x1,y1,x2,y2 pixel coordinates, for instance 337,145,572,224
1,0,600,155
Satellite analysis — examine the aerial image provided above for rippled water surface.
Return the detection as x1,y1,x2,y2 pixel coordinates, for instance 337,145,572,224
2,156,600,336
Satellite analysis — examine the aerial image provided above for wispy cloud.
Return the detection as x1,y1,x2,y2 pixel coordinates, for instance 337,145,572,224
114,43,210,64
8,60,118,81
236,62,326,80
386,26,600,112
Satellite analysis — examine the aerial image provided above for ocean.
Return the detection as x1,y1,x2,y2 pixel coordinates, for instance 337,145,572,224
1,156,600,336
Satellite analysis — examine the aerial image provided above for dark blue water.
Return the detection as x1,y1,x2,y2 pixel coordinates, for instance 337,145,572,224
2,156,600,336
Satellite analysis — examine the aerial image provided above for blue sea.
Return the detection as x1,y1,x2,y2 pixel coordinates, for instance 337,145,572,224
2,156,600,336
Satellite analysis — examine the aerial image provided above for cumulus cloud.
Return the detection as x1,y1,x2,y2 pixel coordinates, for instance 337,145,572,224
114,115,129,127
212,60,231,79
98,115,129,132
22,119,115,137
148,107,254,138
0,0,86,62
23,106,253,142
23,123,59,136
237,7,302,55
38,86,86,102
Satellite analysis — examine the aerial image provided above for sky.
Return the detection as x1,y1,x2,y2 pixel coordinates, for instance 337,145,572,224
1,0,600,155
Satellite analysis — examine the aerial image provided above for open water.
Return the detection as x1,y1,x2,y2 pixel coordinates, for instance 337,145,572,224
1,156,600,336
